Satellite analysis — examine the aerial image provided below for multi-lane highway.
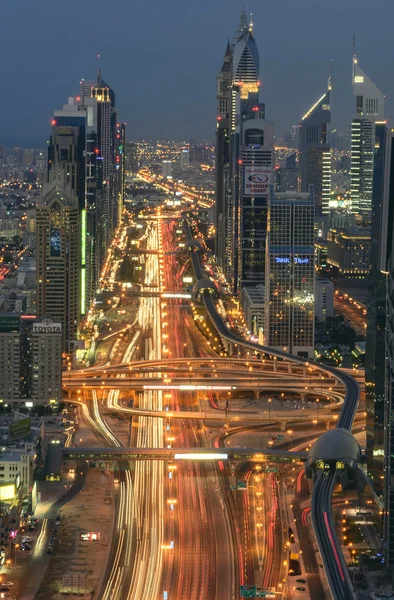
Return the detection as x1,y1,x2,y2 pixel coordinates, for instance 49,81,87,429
184,215,360,600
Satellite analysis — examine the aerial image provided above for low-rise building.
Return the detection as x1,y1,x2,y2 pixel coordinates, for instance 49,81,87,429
327,227,371,277
315,278,334,321
241,285,265,336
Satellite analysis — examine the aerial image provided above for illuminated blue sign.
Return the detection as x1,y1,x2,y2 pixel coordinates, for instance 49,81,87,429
294,258,309,264
275,257,310,264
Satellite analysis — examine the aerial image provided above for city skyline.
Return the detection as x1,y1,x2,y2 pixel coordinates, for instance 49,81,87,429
1,0,393,145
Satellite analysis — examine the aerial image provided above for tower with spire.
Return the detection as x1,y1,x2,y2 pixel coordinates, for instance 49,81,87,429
298,65,332,224
350,40,385,217
215,40,233,270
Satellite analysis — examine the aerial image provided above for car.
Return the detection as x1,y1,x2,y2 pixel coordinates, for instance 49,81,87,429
296,587,306,591
55,515,61,523
21,545,31,552
0,587,10,592
46,547,53,554
28,525,36,531
53,528,58,533
296,579,306,583
29,518,38,523
22,536,32,542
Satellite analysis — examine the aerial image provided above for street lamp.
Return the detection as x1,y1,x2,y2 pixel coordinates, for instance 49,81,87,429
268,398,272,420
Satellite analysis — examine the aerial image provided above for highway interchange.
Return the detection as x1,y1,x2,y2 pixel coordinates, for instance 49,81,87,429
62,201,362,600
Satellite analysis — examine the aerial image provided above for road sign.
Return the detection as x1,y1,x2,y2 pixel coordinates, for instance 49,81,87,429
237,481,247,489
240,586,275,597
265,467,279,473
240,586,256,597
277,435,284,441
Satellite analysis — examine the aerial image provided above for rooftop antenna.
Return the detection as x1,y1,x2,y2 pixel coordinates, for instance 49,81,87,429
328,59,333,91
97,54,101,84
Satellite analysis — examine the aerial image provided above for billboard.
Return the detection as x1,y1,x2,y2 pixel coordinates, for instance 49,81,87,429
0,315,20,333
244,166,271,196
33,318,61,334
0,484,16,502
9,417,31,442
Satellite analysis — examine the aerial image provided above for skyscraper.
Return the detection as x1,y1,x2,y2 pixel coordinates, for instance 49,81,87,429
365,122,388,492
215,41,232,270
36,156,80,351
350,43,385,217
87,69,118,271
375,128,394,570
235,112,274,291
114,122,126,231
229,12,271,293
298,71,331,219
265,188,315,358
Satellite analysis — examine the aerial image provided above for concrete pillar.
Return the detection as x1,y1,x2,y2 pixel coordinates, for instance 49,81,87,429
279,421,286,431
253,389,260,400
325,420,332,430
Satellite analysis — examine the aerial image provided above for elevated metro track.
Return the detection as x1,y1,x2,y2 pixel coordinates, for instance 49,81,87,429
183,217,359,600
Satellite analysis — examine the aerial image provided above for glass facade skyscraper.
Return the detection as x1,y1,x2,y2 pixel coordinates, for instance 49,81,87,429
265,188,315,358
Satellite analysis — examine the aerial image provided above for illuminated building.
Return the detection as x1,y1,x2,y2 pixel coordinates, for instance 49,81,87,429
364,122,388,493
88,68,118,270
298,69,331,221
215,40,232,270
36,161,80,351
114,122,126,229
327,227,370,276
366,127,394,569
265,188,315,358
235,113,274,290
31,316,62,404
314,278,334,321
0,314,61,405
0,315,21,402
350,42,385,217
241,285,265,336
162,160,173,178
228,12,271,292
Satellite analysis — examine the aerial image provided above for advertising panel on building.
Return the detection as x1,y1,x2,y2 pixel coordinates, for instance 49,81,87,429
9,417,31,442
244,166,272,196
33,319,62,333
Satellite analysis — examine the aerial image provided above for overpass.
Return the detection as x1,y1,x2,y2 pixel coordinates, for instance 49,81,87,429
183,215,359,600
63,446,307,462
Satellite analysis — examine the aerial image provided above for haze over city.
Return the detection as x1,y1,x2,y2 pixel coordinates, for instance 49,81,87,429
1,0,393,144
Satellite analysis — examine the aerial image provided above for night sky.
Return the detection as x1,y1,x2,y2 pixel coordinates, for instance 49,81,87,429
1,0,393,146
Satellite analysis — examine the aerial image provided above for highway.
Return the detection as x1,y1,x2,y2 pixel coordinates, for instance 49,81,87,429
184,215,359,600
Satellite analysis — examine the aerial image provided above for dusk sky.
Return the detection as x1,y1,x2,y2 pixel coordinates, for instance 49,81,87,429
1,0,393,146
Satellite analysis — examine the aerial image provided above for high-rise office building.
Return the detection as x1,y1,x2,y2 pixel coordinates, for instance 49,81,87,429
235,114,274,290
215,41,232,270
31,317,62,404
162,160,173,178
36,159,80,351
0,314,61,405
276,152,298,193
229,15,266,292
88,70,117,271
365,122,388,492
299,72,331,219
350,44,385,217
265,188,315,358
373,128,394,570
114,122,126,231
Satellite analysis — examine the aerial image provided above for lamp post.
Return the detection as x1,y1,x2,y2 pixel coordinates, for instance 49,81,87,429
268,398,272,420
